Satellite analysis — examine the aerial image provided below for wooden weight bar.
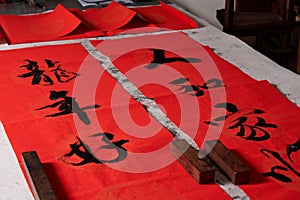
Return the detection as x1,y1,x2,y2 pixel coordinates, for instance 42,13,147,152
22,151,57,200
170,139,215,184
204,140,250,184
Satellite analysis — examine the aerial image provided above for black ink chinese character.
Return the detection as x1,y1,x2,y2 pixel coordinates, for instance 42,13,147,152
49,65,80,83
60,133,129,166
36,90,100,125
261,148,300,182
169,77,223,97
45,59,80,83
17,59,54,85
205,102,277,141
18,59,79,86
229,116,277,141
90,132,129,163
144,49,201,69
60,136,102,166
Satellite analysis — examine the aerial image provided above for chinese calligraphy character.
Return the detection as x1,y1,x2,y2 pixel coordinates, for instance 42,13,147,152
36,90,100,125
169,77,224,96
144,49,201,69
17,59,54,85
18,59,79,86
261,148,300,182
45,58,80,83
90,132,129,163
60,133,129,166
60,136,102,166
205,102,278,141
49,65,80,83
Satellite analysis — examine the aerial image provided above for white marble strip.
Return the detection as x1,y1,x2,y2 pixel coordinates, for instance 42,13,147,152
0,29,195,51
215,170,250,200
81,40,250,199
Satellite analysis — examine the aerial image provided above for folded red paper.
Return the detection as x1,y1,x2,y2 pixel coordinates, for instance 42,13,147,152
132,1,198,30
70,1,137,31
0,4,82,44
0,2,199,44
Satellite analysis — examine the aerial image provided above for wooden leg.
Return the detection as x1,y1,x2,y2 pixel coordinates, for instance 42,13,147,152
297,39,300,74
255,33,263,51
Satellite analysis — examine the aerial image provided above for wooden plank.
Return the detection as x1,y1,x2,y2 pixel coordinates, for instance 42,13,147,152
22,151,57,200
170,139,215,184
204,140,250,184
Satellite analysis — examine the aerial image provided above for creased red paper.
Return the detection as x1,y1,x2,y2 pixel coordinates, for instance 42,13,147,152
70,2,137,31
132,1,198,30
0,4,82,44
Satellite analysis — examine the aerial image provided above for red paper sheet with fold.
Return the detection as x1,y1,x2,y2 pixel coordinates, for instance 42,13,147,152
69,2,155,36
132,1,198,30
0,32,299,199
0,1,198,44
70,2,139,31
0,5,86,44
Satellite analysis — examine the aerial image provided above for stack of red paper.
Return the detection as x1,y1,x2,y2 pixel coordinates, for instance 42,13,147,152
0,2,198,44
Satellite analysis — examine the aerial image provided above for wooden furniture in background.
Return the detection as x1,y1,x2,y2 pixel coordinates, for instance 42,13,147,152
294,0,300,73
217,0,295,54
297,41,300,73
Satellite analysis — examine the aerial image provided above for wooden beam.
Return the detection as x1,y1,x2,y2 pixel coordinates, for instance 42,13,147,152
204,140,250,184
22,151,57,200
170,139,215,184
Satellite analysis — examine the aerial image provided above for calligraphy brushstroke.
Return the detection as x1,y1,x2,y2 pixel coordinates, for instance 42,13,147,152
144,49,201,70
261,148,300,183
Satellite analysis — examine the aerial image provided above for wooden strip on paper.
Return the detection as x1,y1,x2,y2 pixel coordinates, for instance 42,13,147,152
170,139,215,183
204,140,250,184
22,151,57,200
